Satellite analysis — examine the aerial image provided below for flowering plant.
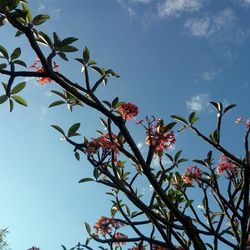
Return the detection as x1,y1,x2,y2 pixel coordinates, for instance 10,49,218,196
0,1,249,250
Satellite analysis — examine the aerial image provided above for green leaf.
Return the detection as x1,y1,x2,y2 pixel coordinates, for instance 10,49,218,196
165,122,177,131
189,112,198,125
10,47,21,61
15,30,23,37
58,45,78,53
12,95,27,106
57,52,68,61
53,32,61,48
0,95,8,104
67,123,80,137
171,115,188,124
74,151,80,161
0,45,8,59
51,125,65,136
13,59,26,67
174,150,182,162
84,222,91,235
48,100,65,108
1,82,7,91
224,104,236,114
32,14,49,25
8,0,20,10
0,63,7,70
51,90,66,99
21,2,32,22
83,47,90,64
59,37,78,46
37,31,52,48
79,178,94,183
11,81,26,94
9,99,13,112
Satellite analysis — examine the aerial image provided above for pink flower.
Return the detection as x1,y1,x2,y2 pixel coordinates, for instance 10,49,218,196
216,155,238,176
30,59,58,85
118,103,138,120
144,118,176,154
114,232,128,246
182,166,202,184
94,216,124,237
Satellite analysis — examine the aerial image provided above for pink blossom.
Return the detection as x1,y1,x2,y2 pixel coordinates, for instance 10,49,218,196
216,155,238,176
118,102,138,120
182,166,202,184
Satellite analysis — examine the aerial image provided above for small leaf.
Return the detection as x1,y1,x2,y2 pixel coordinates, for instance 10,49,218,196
224,104,236,114
79,178,94,183
84,222,91,235
68,123,80,137
32,14,49,25
11,81,26,94
57,52,68,61
0,45,8,59
10,47,21,61
48,100,65,108
15,30,24,37
0,95,8,104
9,99,14,112
174,150,182,162
53,32,61,48
83,47,90,64
171,115,188,124
165,122,176,131
13,59,27,67
59,37,78,46
12,95,27,106
51,125,65,136
75,151,80,161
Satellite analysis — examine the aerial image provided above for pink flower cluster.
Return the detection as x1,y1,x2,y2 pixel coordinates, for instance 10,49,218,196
216,155,238,175
94,217,127,246
86,133,119,162
139,117,176,155
129,246,146,250
30,58,58,85
235,116,250,128
182,166,202,184
118,102,138,120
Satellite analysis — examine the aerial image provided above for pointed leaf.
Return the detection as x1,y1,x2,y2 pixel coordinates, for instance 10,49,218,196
32,14,49,25
0,95,7,104
10,47,21,61
68,123,80,137
171,115,188,124
0,63,7,70
83,47,90,64
11,81,26,95
13,59,27,67
79,178,94,183
48,100,65,108
12,95,27,106
51,125,65,136
224,104,236,114
0,45,8,59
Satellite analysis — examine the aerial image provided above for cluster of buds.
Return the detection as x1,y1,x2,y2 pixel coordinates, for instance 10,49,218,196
118,102,139,121
85,133,119,163
138,117,176,155
94,216,127,245
182,166,202,184
30,58,59,85
216,155,238,176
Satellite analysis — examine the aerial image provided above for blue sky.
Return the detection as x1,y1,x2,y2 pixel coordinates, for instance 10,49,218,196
0,0,249,249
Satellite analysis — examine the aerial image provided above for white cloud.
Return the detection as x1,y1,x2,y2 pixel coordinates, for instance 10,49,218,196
137,142,144,150
201,70,220,81
131,0,152,3
184,8,236,38
186,94,210,112
116,0,137,18
184,16,210,37
158,0,204,18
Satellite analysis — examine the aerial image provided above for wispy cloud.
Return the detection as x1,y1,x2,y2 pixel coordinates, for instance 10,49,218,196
184,8,236,38
186,93,210,112
201,70,220,82
158,0,204,18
